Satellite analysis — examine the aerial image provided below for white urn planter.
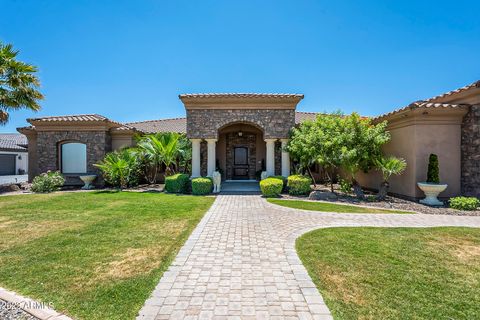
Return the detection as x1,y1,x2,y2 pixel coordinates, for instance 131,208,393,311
417,182,447,206
79,175,97,190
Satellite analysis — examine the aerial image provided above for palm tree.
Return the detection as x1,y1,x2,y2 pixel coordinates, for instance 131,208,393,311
376,156,407,200
136,132,181,183
0,42,43,124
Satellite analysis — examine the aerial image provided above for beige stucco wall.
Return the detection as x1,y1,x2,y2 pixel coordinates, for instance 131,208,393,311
111,134,134,151
357,108,467,199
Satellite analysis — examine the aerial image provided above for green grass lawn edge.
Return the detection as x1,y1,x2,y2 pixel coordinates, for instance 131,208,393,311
267,198,413,214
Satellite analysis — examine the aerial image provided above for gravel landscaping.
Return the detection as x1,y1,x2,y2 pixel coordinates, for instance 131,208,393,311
284,185,480,216
0,299,38,320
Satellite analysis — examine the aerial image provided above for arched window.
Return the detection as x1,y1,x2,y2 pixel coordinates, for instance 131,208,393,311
61,142,87,174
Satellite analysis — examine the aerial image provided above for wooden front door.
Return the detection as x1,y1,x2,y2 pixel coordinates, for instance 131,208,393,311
233,147,249,179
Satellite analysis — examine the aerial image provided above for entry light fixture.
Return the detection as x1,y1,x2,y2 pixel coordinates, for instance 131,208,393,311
238,131,243,137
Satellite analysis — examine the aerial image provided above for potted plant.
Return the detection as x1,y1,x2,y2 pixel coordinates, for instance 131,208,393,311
417,154,447,206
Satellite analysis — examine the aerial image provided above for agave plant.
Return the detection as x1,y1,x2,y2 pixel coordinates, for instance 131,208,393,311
94,149,141,189
376,156,407,200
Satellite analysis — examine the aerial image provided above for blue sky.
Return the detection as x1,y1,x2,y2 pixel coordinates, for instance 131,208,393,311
1,0,479,132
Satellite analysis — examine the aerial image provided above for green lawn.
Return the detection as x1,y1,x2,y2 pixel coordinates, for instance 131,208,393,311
0,191,214,320
296,227,480,320
268,199,412,214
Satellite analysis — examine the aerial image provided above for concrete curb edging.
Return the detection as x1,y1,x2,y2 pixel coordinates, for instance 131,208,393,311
0,287,73,320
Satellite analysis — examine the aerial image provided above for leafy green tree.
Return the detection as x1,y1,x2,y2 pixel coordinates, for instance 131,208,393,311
375,156,407,200
339,113,390,199
0,42,43,124
287,112,392,197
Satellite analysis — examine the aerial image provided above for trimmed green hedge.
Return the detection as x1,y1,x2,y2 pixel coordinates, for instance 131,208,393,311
192,177,213,195
165,173,190,193
260,177,283,198
449,197,480,211
270,175,287,191
287,175,312,195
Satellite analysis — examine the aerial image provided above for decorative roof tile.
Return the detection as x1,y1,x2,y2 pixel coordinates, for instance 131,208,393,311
0,133,27,151
425,80,480,102
27,114,110,122
126,118,187,133
373,101,469,121
179,93,304,99
295,111,320,123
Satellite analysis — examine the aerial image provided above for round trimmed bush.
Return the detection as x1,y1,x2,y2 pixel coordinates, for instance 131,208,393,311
269,175,287,191
260,177,283,198
287,175,312,195
192,177,213,195
165,173,190,193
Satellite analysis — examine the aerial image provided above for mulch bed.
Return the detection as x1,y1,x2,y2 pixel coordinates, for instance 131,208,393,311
283,185,480,216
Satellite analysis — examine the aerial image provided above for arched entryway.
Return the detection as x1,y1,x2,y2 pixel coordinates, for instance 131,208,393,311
217,122,265,180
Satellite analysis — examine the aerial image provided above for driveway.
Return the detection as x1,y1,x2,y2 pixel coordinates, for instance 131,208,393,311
137,195,480,319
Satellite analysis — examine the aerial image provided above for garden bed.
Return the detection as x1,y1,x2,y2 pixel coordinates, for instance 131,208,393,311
283,184,480,216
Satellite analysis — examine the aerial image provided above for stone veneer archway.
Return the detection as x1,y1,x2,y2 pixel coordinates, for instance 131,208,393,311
179,93,304,178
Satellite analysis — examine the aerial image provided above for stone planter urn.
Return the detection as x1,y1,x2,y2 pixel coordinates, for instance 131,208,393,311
79,175,97,190
417,182,447,206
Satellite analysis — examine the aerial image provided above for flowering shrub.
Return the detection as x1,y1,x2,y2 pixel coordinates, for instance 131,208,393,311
31,171,65,193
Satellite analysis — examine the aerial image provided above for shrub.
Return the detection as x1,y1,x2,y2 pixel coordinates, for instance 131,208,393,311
449,197,480,211
192,177,213,195
287,175,312,195
426,154,440,183
165,173,190,193
94,149,141,189
270,175,287,190
260,177,283,198
338,178,352,194
31,171,65,193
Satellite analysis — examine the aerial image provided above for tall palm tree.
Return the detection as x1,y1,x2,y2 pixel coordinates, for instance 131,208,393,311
0,42,43,124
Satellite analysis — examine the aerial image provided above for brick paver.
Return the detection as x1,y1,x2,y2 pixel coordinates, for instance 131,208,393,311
137,195,480,320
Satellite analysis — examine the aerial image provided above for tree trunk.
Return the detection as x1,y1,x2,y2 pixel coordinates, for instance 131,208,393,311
352,179,365,200
307,166,317,188
377,181,389,201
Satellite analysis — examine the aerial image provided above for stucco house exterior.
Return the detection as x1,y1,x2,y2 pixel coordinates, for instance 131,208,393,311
17,80,480,199
0,133,29,185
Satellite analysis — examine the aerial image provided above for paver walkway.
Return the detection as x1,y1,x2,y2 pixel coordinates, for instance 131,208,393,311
137,195,480,320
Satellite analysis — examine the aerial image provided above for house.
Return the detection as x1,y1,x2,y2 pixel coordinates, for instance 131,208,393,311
17,80,480,199
0,133,29,185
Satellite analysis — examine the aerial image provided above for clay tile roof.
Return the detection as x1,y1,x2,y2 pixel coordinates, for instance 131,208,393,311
126,117,187,133
27,114,110,122
295,111,320,123
425,80,480,102
373,101,470,121
26,114,131,130
179,93,304,99
0,133,27,151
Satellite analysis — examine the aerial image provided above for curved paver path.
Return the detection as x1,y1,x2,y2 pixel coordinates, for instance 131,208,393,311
137,195,480,320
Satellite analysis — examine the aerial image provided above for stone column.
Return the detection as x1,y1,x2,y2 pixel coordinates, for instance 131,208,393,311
281,139,290,177
191,139,201,177
265,139,276,177
206,138,217,177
